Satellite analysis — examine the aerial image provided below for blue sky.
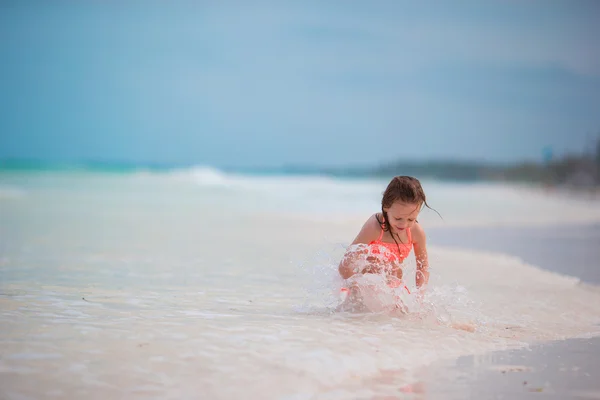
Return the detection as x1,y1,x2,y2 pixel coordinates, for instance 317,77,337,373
1,1,599,168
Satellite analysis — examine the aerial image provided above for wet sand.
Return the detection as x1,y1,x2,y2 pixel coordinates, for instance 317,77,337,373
421,337,600,399
428,223,600,284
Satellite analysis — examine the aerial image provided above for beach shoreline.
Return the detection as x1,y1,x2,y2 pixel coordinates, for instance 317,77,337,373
2,173,600,399
428,223,600,285
411,223,600,399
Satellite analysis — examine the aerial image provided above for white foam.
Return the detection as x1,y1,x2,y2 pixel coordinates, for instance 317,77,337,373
10,167,600,228
146,168,600,228
168,165,231,187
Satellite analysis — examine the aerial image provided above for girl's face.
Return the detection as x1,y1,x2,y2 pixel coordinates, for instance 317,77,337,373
384,201,421,232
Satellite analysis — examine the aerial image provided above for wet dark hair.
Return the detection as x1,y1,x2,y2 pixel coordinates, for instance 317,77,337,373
375,176,441,250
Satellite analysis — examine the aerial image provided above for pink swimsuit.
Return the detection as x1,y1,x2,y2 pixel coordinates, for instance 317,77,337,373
368,226,413,263
341,226,413,296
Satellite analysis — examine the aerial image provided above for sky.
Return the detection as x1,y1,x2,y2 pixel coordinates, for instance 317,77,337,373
1,1,599,168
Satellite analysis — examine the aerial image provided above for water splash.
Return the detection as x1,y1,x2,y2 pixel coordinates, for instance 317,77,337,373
294,243,483,333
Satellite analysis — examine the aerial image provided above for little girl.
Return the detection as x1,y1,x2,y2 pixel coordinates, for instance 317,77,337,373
338,176,433,310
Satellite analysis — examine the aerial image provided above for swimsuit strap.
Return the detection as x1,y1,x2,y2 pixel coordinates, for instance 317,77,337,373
407,226,413,244
377,226,384,241
375,214,385,241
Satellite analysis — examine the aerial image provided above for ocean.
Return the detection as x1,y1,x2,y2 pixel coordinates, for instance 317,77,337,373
1,166,600,399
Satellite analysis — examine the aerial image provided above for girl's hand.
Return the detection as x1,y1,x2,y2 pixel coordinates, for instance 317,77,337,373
362,264,382,274
362,256,384,274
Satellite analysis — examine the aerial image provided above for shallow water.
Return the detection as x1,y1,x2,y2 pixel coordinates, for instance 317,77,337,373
1,170,600,399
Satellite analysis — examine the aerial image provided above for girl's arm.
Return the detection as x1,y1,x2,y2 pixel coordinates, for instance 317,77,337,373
411,223,429,290
338,214,380,279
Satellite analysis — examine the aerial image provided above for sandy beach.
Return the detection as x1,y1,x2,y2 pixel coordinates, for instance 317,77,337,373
421,337,600,399
428,223,600,285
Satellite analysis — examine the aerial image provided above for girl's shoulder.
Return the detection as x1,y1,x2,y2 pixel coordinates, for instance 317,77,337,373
351,213,383,245
370,213,386,231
